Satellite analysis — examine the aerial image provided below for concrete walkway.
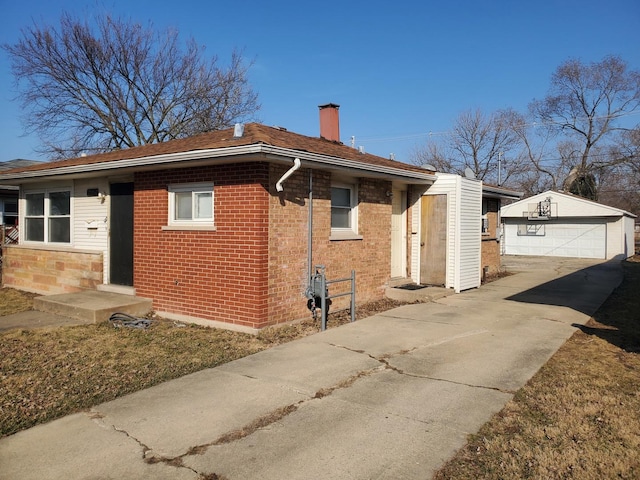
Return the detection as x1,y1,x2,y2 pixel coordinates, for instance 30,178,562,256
0,257,622,480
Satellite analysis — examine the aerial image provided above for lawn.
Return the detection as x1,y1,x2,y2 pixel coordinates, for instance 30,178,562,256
0,293,403,438
434,256,640,479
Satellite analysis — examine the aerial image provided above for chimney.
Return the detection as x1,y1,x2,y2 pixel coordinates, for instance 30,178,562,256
319,103,340,142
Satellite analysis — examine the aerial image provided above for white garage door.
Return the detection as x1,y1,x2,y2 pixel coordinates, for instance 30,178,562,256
504,221,606,259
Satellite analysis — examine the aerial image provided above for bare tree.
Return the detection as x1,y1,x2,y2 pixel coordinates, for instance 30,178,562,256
411,108,526,186
530,55,640,199
3,13,260,158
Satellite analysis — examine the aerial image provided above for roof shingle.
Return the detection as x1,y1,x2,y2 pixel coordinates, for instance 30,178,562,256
2,123,432,176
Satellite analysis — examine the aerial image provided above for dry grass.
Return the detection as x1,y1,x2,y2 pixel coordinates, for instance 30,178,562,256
0,293,408,438
0,288,38,316
434,256,640,480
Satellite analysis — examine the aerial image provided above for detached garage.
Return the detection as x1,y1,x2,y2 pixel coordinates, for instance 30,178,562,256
501,191,636,260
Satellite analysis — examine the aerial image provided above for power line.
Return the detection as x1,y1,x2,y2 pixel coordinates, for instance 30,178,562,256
354,109,640,144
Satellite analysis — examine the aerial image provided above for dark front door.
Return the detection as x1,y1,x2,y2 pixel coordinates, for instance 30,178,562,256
110,182,134,286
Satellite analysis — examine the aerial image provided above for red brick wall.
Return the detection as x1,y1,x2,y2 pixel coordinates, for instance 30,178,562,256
267,165,392,326
134,163,270,329
135,162,393,329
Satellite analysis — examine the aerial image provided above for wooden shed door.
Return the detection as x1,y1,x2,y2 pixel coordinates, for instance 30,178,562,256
420,195,447,286
109,182,134,286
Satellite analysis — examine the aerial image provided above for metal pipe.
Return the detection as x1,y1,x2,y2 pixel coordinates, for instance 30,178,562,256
320,270,327,331
350,270,356,323
307,169,313,285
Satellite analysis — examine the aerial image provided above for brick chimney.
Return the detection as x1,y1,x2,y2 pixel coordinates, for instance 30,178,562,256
319,103,340,142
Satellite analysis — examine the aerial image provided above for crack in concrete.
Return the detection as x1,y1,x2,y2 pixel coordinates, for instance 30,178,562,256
135,366,383,470
327,341,515,395
103,335,512,475
88,412,206,476
389,369,516,395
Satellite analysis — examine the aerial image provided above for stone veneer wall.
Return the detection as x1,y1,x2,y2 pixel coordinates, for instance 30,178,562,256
2,246,103,294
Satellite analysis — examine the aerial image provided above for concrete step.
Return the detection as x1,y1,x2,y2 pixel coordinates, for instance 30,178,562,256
33,291,153,323
385,285,452,303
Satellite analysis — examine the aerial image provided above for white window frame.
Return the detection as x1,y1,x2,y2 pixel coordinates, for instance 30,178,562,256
167,182,214,228
330,180,361,240
22,187,73,244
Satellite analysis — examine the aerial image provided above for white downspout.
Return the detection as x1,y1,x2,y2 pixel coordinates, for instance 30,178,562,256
275,158,301,192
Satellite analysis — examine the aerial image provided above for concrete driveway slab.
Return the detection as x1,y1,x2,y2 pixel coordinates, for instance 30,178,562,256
329,369,512,433
185,396,471,480
0,256,623,480
92,367,309,460
303,313,485,359
390,315,577,392
216,339,381,397
0,413,196,480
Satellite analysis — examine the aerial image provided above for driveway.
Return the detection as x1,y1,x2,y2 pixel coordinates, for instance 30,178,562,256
0,256,622,480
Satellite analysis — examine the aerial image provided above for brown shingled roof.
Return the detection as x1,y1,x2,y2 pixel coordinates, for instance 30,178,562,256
4,123,431,176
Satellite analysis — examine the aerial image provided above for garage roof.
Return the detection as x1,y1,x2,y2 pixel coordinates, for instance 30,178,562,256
501,190,636,219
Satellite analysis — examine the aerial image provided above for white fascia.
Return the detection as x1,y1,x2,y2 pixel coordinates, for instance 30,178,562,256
0,144,436,185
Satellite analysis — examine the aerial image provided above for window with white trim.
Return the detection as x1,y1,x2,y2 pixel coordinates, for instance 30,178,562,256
168,183,214,226
24,189,71,243
331,182,358,235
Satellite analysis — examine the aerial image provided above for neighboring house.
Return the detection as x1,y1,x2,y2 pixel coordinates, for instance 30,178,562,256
0,105,442,331
0,186,18,228
0,160,41,246
501,190,636,260
0,159,41,228
481,184,523,278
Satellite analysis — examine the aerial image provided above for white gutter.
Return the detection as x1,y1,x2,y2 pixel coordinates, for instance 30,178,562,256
0,144,436,184
275,157,301,192
262,146,436,183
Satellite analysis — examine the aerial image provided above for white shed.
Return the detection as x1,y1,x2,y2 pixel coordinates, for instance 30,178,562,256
412,173,482,292
501,191,636,260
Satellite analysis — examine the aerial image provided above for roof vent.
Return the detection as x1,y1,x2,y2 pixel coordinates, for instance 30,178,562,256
233,123,244,138
358,146,365,154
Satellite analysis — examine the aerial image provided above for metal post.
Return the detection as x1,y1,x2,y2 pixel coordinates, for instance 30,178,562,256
350,270,356,323
307,170,313,284
320,270,327,331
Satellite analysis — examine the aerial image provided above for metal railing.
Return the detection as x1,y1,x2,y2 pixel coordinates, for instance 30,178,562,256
308,265,356,331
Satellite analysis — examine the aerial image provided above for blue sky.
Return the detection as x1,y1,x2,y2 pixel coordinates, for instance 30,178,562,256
1,0,639,163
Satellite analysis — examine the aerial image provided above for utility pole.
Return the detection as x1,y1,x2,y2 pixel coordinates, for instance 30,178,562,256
498,151,503,186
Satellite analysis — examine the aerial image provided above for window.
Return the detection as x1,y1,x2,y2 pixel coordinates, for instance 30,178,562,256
168,183,214,226
330,181,359,239
481,216,490,234
517,223,545,236
24,189,71,243
482,198,498,235
2,200,18,226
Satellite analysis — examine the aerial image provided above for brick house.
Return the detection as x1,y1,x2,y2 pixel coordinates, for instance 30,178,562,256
0,105,440,331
